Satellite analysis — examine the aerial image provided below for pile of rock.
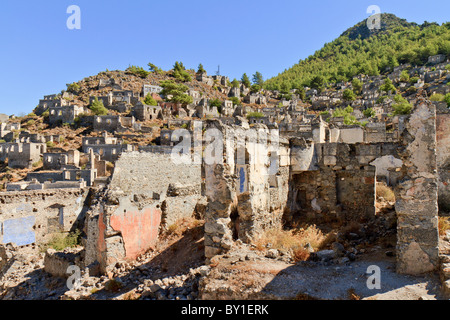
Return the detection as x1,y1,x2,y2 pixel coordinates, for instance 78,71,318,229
62,265,210,300
139,266,210,300
44,247,84,278
308,242,357,265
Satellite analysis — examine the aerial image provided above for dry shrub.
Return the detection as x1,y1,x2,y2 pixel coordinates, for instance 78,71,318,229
41,230,81,252
318,231,338,250
439,217,450,236
123,291,140,300
167,223,182,236
376,183,395,202
296,225,326,249
165,217,203,237
254,225,328,261
254,228,299,252
292,247,310,262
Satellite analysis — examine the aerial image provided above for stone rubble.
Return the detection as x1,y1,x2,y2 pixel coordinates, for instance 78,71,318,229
0,243,211,300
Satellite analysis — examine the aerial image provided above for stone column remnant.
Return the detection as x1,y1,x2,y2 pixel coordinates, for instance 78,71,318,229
395,98,439,274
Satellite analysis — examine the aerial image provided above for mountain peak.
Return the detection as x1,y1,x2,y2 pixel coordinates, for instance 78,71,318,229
340,13,417,40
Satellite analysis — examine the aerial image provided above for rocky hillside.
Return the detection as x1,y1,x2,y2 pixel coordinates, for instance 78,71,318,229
56,68,230,110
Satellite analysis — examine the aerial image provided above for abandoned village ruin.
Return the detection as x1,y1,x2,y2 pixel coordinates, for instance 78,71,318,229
0,47,449,300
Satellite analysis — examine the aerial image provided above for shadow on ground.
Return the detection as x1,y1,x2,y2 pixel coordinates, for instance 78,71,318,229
259,256,444,300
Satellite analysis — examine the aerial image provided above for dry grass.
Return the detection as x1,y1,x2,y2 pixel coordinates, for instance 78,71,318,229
90,287,99,294
165,217,204,238
254,228,299,252
254,225,329,262
317,231,338,250
439,217,450,236
295,225,327,249
292,247,310,262
122,291,141,300
376,183,395,202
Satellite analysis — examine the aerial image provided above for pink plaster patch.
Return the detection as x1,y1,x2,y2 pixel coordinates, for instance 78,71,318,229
110,207,161,260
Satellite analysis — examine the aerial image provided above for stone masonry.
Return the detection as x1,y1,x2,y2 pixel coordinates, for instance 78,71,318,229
84,151,204,274
393,97,440,274
204,120,290,261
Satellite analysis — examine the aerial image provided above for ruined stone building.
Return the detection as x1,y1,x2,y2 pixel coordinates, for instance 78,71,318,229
93,115,137,133
0,142,46,169
132,103,162,121
48,105,87,125
43,150,80,171
194,99,220,118
82,134,133,162
244,93,267,105
83,151,205,274
195,72,214,86
0,53,449,292
142,84,163,96
201,97,444,275
0,122,20,139
35,93,73,116
0,94,447,282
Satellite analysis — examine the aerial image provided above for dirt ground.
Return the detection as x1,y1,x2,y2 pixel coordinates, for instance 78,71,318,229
200,248,445,300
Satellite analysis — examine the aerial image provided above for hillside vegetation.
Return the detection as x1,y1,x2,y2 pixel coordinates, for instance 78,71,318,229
265,14,450,90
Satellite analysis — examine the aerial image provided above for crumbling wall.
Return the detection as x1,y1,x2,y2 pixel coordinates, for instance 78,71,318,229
85,151,203,273
204,163,237,261
436,109,450,212
204,121,289,261
0,189,89,246
286,142,399,223
338,127,364,144
369,155,403,185
7,143,46,169
288,166,375,223
393,98,439,275
365,122,387,143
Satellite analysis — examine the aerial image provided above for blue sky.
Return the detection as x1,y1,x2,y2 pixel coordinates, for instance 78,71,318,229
0,0,449,115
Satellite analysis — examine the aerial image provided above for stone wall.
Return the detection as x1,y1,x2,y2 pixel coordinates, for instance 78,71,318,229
133,104,161,121
365,122,387,143
393,98,439,275
0,189,90,246
84,151,204,273
82,144,133,162
288,145,378,223
286,141,402,224
204,121,290,262
4,143,46,169
48,105,85,125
